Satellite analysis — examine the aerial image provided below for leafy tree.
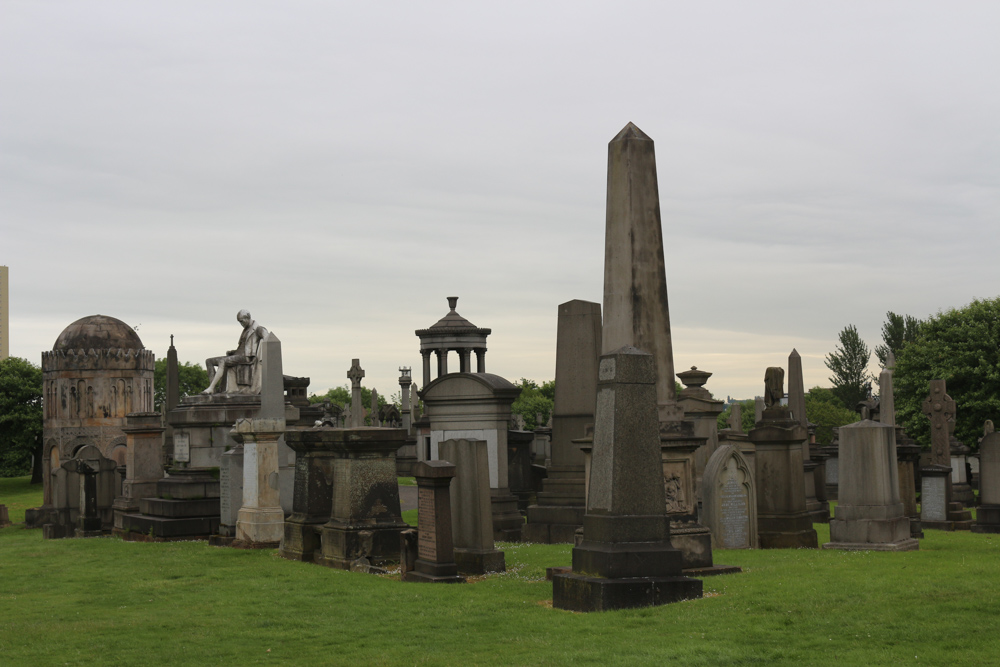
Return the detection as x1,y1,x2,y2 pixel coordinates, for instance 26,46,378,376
309,384,391,424
511,378,554,430
153,358,210,410
825,324,874,411
804,387,860,445
0,357,43,478
716,398,757,433
874,311,923,368
894,297,1000,451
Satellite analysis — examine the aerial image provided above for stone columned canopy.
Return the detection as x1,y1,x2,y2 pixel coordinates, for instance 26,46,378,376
415,297,491,388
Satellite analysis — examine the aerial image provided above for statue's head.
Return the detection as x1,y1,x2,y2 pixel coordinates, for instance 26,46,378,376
237,309,251,326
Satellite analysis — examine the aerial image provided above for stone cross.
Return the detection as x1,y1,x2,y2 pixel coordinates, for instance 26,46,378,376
347,359,365,428
728,403,743,433
922,379,956,466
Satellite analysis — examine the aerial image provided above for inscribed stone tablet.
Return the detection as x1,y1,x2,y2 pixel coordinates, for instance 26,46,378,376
922,476,947,522
719,469,750,548
417,487,438,562
174,433,190,463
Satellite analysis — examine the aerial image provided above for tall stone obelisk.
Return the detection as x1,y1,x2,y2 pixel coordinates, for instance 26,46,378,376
602,122,683,425
598,122,723,572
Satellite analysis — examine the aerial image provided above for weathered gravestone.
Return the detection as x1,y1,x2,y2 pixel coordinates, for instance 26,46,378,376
973,422,1000,533
279,427,336,561
316,427,409,570
112,412,165,537
438,438,505,575
702,444,757,549
234,332,287,547
214,444,244,543
824,420,918,551
524,299,601,544
920,379,972,530
749,367,817,549
789,349,828,523
0,504,10,527
552,346,702,612
403,460,465,583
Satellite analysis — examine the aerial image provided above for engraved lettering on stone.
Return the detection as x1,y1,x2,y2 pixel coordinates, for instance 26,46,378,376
922,477,946,522
417,487,437,561
719,463,749,548
174,433,190,463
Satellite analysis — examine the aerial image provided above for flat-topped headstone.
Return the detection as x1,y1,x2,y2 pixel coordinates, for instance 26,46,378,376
973,426,1000,533
920,465,950,523
403,460,465,584
438,438,505,575
218,445,244,538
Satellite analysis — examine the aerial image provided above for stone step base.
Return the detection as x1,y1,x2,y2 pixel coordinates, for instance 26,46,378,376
139,497,220,518
522,522,581,544
922,519,974,531
120,513,220,539
683,564,742,577
822,538,919,551
552,572,703,612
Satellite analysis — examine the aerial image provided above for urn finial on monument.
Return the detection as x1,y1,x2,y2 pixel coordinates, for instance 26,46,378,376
602,121,682,425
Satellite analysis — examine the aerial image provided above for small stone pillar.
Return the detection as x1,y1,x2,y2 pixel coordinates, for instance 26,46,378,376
439,438,505,575
279,429,336,561
896,436,923,538
217,444,244,539
0,505,10,527
676,366,725,509
748,368,818,549
823,420,918,551
552,346,702,612
233,418,285,547
973,428,1000,533
113,411,165,535
403,460,465,584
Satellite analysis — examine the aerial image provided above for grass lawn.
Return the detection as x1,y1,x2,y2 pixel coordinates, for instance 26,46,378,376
2,476,999,665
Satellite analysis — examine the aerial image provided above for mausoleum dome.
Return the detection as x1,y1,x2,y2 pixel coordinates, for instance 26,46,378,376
53,314,144,351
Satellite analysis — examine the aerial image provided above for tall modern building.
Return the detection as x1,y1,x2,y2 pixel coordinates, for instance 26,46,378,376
0,265,8,360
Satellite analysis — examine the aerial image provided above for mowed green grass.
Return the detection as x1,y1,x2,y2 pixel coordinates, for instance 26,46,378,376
2,476,1000,666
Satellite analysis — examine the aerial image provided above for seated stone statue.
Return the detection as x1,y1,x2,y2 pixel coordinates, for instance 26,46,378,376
202,309,269,395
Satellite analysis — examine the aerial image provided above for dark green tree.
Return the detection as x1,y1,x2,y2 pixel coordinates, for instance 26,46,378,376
0,357,43,478
511,378,554,430
874,311,922,368
309,384,390,425
894,297,1000,451
825,324,873,411
804,387,860,445
153,358,210,410
716,398,757,433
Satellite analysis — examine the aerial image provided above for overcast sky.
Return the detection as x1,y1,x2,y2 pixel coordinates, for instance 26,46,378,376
2,1,998,402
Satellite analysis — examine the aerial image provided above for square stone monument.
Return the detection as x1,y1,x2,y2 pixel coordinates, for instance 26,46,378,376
552,347,702,612
823,420,918,551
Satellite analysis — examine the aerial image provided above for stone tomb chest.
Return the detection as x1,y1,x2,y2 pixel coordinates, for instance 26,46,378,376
702,444,758,549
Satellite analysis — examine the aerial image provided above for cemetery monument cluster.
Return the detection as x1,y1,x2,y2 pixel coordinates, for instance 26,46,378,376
9,121,987,615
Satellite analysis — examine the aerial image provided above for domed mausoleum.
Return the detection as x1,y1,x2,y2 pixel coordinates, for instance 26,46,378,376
31,315,155,526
